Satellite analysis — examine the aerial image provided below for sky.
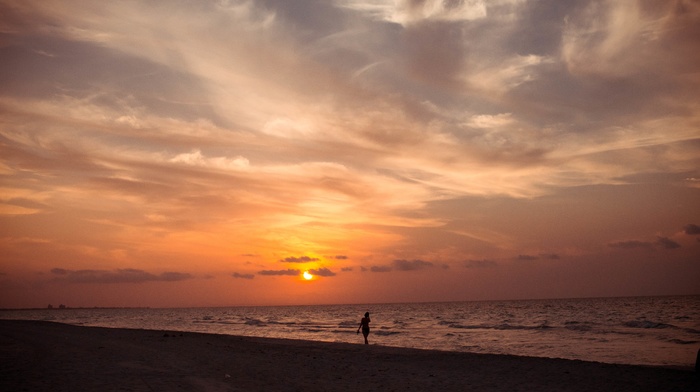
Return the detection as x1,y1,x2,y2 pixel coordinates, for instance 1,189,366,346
1,0,699,308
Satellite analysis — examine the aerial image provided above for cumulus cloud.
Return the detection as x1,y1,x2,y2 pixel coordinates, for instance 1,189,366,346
258,269,300,276
655,237,681,250
232,272,255,279
393,259,434,271
309,267,337,277
683,224,700,235
334,255,348,260
50,268,193,284
280,256,320,263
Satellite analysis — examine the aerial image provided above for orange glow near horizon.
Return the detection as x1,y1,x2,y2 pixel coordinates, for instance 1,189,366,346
0,1,698,308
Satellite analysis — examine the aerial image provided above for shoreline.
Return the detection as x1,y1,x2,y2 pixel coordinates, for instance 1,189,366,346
1,320,698,391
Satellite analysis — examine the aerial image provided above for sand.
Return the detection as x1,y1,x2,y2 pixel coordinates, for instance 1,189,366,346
1,320,697,391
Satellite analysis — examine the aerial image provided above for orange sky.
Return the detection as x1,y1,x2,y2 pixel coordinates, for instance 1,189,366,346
1,0,699,308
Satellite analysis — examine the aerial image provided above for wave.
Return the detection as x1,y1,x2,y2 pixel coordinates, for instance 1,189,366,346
564,321,593,332
622,320,674,329
192,317,238,325
438,320,552,331
244,318,267,327
668,338,698,345
267,320,298,326
374,330,401,336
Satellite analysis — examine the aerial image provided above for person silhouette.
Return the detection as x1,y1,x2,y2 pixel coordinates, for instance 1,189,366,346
357,312,371,344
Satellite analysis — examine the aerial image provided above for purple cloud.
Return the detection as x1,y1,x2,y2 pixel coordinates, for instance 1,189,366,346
393,259,434,271
683,224,700,235
258,269,300,276
280,256,319,263
309,267,336,277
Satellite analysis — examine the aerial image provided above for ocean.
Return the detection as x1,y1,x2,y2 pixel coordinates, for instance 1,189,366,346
2,296,698,369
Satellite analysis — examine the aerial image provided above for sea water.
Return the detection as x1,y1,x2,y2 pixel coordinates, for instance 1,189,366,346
2,296,698,369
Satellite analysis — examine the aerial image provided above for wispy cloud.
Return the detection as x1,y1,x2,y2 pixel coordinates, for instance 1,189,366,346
1,0,698,307
608,237,681,251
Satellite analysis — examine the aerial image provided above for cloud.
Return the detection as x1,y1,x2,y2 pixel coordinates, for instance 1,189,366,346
50,268,193,284
607,237,681,251
170,149,249,171
370,265,392,273
341,267,353,272
561,1,673,77
280,256,320,263
1,0,699,308
517,254,539,261
232,272,255,279
258,269,300,276
683,224,700,235
342,0,488,26
464,259,497,268
655,237,680,250
516,254,559,261
392,259,434,271
367,259,436,272
467,113,514,129
607,240,654,250
309,267,336,277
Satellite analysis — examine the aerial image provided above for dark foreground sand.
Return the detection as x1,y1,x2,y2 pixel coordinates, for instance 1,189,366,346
1,320,697,392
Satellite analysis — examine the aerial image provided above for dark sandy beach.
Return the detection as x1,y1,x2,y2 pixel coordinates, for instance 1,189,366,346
1,320,697,391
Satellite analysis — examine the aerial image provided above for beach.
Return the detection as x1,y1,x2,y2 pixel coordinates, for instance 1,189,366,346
1,320,697,392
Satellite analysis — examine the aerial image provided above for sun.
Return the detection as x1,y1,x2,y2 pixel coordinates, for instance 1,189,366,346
302,271,313,280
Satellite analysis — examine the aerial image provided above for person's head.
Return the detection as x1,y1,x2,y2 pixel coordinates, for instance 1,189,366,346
364,312,369,318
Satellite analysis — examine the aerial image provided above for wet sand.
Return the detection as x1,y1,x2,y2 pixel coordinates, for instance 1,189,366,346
1,320,697,391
